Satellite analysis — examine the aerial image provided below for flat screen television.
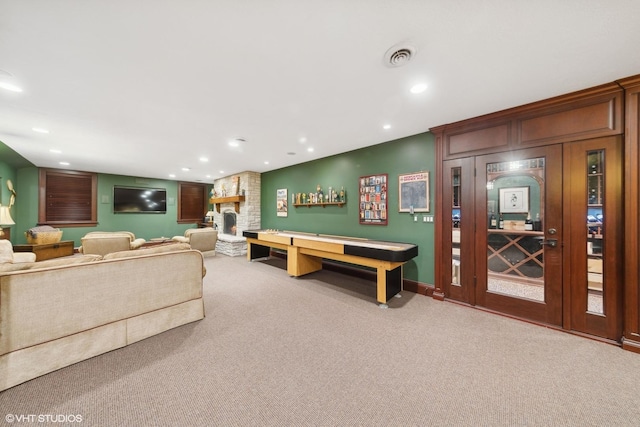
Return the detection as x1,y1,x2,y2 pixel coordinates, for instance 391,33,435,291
113,186,167,213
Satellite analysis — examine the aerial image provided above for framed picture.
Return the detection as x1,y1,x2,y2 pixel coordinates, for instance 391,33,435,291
359,174,387,225
399,172,429,212
499,186,529,214
276,188,288,217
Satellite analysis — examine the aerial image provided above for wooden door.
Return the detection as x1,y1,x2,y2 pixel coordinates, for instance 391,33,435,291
474,145,564,325
564,136,623,340
442,157,475,304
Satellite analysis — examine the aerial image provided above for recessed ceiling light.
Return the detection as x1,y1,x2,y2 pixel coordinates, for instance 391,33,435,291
169,174,176,178
49,149,62,154
199,157,209,162
299,137,307,144
32,127,50,134
264,161,269,165
182,167,190,172
219,170,225,174
383,124,391,130
228,138,245,147
410,83,428,94
307,147,314,152
59,161,70,166
0,81,23,92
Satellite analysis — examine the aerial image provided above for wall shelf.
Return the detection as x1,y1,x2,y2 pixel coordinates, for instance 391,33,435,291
294,202,344,208
210,195,245,213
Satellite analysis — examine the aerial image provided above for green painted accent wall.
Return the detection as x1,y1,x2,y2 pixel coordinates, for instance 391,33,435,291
260,133,435,286
12,167,200,246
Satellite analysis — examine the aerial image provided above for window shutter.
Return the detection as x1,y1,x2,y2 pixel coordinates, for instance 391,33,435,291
178,182,207,223
39,169,97,226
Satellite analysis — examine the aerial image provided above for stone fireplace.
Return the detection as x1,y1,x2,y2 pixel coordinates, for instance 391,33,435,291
211,171,261,256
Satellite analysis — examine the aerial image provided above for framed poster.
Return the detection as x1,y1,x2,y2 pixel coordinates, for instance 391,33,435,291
398,172,429,212
499,186,529,214
359,174,388,225
276,188,288,217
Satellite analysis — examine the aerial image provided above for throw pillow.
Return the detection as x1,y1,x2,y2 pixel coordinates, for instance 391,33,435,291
0,240,14,263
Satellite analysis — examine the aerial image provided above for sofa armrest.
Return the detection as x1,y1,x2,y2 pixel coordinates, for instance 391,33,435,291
172,236,189,244
130,238,146,249
13,252,37,263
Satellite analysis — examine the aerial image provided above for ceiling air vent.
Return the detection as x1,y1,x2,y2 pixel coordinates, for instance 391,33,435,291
384,44,416,68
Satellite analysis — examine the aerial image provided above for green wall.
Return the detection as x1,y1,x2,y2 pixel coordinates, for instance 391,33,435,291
13,167,198,246
260,133,435,286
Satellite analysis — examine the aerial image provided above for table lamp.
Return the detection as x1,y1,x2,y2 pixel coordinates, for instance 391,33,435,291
0,206,15,237
205,211,215,223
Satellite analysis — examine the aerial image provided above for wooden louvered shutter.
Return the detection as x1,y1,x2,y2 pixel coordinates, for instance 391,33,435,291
38,169,98,226
178,182,207,223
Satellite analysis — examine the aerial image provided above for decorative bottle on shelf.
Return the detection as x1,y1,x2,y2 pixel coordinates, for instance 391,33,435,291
340,186,345,203
498,213,504,229
533,213,542,231
524,212,534,231
489,211,497,229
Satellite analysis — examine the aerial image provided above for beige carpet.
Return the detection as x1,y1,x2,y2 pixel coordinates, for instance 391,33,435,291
2,254,640,426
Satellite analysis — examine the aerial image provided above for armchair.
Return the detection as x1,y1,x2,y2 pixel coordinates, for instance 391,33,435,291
79,231,146,256
172,228,217,257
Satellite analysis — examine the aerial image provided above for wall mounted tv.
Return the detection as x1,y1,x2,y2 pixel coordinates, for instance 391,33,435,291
113,186,167,213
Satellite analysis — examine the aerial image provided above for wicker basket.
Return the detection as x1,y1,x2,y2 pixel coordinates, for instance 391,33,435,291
25,230,63,245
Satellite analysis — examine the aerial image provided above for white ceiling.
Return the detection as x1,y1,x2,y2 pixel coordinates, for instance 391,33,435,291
1,1,640,183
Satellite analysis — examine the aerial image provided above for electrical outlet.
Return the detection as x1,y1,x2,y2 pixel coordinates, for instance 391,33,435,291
423,216,427,222
414,215,418,222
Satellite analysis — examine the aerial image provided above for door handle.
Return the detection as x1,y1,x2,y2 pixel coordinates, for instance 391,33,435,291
539,239,558,247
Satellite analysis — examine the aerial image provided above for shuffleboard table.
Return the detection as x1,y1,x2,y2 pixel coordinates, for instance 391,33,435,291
242,230,418,307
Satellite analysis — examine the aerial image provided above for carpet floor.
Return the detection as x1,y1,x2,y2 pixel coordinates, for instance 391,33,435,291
2,254,640,426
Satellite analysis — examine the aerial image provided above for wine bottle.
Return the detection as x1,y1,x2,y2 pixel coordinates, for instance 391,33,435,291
524,212,533,231
533,213,542,231
489,212,497,229
498,213,504,229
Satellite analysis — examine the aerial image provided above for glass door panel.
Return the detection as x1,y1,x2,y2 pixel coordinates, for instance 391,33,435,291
475,146,563,326
486,159,545,302
452,167,461,287
586,150,604,315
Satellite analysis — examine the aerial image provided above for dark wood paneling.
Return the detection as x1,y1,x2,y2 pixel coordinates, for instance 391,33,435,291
448,124,510,156
520,100,617,145
435,82,623,159
619,75,640,353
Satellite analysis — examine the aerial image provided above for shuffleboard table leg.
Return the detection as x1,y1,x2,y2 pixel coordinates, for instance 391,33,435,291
376,266,403,306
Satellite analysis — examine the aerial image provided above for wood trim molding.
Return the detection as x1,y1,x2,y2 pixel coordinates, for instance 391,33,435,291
620,76,640,349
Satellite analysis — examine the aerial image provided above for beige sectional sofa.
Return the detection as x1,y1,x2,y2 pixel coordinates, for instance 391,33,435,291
0,243,205,391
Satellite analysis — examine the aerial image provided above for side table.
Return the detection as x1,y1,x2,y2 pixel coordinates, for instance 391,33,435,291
13,240,75,261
